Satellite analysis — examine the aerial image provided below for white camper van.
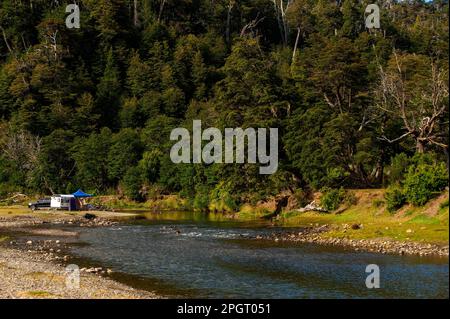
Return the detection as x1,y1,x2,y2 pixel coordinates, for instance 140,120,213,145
50,195,77,211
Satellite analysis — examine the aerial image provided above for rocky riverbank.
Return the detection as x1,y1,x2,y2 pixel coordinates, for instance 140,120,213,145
0,247,158,299
0,211,159,299
257,225,449,257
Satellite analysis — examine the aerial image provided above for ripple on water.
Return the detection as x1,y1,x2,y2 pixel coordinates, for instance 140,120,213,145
71,221,449,299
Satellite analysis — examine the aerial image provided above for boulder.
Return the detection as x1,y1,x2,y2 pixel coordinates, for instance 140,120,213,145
84,213,97,220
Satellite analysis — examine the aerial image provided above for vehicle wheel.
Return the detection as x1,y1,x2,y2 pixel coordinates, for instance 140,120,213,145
30,205,36,211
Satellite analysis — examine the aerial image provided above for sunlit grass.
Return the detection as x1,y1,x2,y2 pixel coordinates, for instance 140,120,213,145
237,204,271,220
0,206,31,216
277,190,449,244
0,235,9,243
19,290,55,298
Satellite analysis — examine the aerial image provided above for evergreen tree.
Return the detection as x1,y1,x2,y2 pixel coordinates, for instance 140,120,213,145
96,48,121,128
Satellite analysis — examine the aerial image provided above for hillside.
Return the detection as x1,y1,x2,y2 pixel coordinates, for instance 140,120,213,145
0,0,448,213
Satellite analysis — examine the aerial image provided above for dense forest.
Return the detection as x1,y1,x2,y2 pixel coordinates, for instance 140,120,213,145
0,0,448,210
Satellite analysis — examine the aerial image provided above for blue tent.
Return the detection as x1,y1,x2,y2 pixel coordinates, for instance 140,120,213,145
72,189,93,198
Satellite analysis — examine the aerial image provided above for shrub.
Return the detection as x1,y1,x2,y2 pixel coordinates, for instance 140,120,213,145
293,189,310,207
343,191,358,206
325,167,350,188
403,163,448,206
193,186,209,211
320,187,346,211
388,152,440,185
0,183,20,199
372,199,385,208
388,153,410,184
385,184,406,212
122,167,144,202
208,182,239,212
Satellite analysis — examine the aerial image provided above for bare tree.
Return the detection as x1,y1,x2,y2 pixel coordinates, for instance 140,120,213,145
48,29,59,61
2,131,41,170
375,52,449,153
240,15,265,38
286,0,311,61
38,19,61,62
1,129,46,190
158,0,167,23
133,0,140,27
292,27,300,61
226,0,235,45
272,0,292,46
0,26,13,54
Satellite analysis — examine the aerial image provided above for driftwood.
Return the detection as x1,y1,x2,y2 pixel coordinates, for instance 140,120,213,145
296,201,328,213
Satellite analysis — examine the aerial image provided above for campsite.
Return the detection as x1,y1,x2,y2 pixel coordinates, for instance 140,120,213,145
28,189,93,211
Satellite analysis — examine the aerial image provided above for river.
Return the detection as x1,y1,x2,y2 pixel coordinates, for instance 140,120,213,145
68,212,449,299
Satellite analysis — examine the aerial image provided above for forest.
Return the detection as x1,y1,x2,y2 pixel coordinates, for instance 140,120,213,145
0,0,448,211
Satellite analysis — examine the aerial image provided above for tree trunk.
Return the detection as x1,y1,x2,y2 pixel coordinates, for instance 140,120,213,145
416,140,425,153
292,27,301,61
0,27,13,54
444,147,449,171
226,2,233,45
158,0,166,23
133,0,139,27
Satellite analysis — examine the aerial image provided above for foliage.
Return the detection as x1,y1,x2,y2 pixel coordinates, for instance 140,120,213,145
122,166,144,202
372,199,385,208
388,153,411,185
320,187,346,211
343,191,358,206
293,189,310,208
385,184,406,213
403,163,448,206
387,152,441,185
192,186,210,212
440,199,449,210
0,0,447,205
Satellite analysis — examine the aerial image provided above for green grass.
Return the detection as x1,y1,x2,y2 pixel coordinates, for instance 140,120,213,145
288,210,449,244
0,236,9,243
274,190,449,245
407,214,441,225
237,204,272,220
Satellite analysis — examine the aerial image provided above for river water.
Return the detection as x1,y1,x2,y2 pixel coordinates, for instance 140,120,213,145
69,212,449,299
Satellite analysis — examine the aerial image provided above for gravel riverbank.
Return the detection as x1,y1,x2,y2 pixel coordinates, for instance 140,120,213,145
0,247,158,299
0,213,158,299
259,225,449,257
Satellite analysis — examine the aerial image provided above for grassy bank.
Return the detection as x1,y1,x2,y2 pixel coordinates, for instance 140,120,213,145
275,190,449,245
